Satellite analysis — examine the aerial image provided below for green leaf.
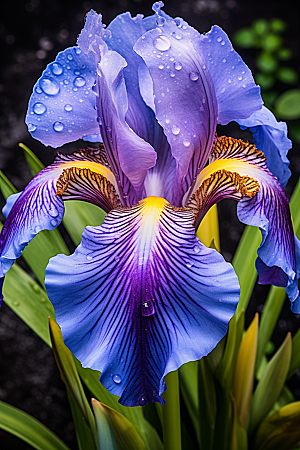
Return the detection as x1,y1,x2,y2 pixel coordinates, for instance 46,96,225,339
179,361,200,445
92,400,147,450
198,359,216,450
257,52,278,73
270,18,287,33
288,327,300,378
277,67,298,84
2,261,55,346
67,389,97,450
249,333,292,434
230,397,248,450
254,401,300,450
232,313,259,428
20,142,45,176
253,19,268,36
0,170,17,197
275,89,300,120
278,48,292,60
272,386,295,413
49,318,96,432
256,73,275,90
216,315,237,392
74,361,163,450
234,28,256,48
262,34,282,52
0,400,71,450
233,226,261,318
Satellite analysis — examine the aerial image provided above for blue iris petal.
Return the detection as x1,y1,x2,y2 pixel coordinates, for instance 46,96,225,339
236,106,292,187
45,199,239,406
25,46,99,148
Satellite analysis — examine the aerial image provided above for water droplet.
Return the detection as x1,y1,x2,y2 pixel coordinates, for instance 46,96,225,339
40,78,60,95
86,254,93,261
75,47,81,55
228,79,232,83
171,125,180,135
12,301,20,307
28,123,37,132
158,64,164,70
67,53,73,60
170,70,175,78
51,62,63,75
139,395,147,406
106,126,112,133
221,40,225,46
141,300,155,316
174,62,182,71
49,205,59,217
64,104,73,112
156,16,165,26
35,225,42,233
53,121,64,132
153,35,171,51
35,86,42,94
97,116,102,124
112,374,122,384
64,79,69,85
217,36,222,42
74,76,86,88
171,31,182,40
238,76,243,81
194,245,200,254
186,260,194,268
33,102,46,114
189,71,199,81
31,283,41,293
114,255,120,262
50,218,58,227
222,58,226,63
183,138,190,147
74,69,81,76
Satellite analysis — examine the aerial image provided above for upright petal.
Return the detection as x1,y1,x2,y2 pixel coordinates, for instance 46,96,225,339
236,106,292,187
0,148,120,297
25,46,99,147
187,136,300,309
45,196,239,406
77,10,157,205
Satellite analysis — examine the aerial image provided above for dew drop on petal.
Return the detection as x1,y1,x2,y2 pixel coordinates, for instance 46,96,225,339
170,70,175,78
183,138,190,147
156,16,166,26
186,260,194,268
171,124,180,135
64,104,73,112
40,78,60,95
74,69,81,76
174,62,182,70
194,245,200,254
171,31,182,40
139,395,147,406
112,374,122,384
35,225,42,233
189,71,199,81
51,62,63,75
35,86,42,94
28,123,37,132
75,47,81,55
153,35,171,51
217,36,222,42
114,255,120,262
53,121,64,132
33,102,46,114
51,219,58,227
67,53,73,60
158,64,164,69
74,76,86,87
141,300,155,316
86,254,93,261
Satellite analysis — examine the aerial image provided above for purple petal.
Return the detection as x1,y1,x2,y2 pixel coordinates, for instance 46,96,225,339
45,197,239,406
25,46,99,147
199,26,262,125
78,11,157,205
236,106,292,187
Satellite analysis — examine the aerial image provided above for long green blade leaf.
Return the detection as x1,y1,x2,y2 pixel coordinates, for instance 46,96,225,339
0,400,70,450
67,389,96,450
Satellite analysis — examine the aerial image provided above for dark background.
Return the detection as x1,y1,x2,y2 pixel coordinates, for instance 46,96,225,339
0,0,299,448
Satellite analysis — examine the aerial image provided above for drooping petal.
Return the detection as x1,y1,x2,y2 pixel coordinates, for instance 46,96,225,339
0,148,120,296
236,106,292,187
25,46,99,147
134,16,218,199
77,10,157,205
45,196,239,406
198,25,262,125
187,136,300,309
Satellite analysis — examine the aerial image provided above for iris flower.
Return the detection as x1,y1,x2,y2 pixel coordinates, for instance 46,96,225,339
1,2,299,407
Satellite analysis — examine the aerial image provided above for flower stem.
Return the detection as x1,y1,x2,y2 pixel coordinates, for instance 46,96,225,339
162,370,181,450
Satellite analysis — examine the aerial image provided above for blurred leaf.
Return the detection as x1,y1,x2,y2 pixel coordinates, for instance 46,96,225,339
230,397,248,450
20,142,44,176
270,18,287,33
256,355,268,381
277,67,298,84
67,389,97,450
49,318,96,432
256,73,275,90
216,315,237,392
278,48,292,60
179,361,200,445
275,89,300,119
272,386,295,413
2,259,54,346
288,327,300,378
74,362,163,450
198,358,216,450
289,120,300,144
257,52,278,73
92,400,146,450
262,34,282,52
254,402,300,450
253,19,268,36
232,313,258,428
234,28,257,48
256,286,286,374
262,90,278,108
206,336,226,374
0,400,70,450
233,226,261,318
249,333,292,434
